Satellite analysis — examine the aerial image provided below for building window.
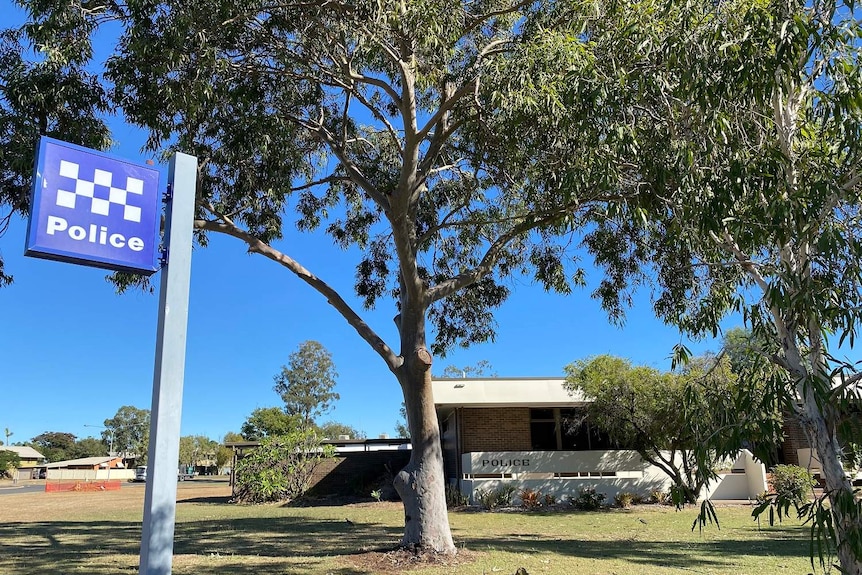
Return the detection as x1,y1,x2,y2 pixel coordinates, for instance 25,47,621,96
530,409,558,450
530,408,617,451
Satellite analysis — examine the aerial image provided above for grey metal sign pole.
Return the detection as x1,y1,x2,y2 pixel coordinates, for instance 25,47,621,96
139,152,197,575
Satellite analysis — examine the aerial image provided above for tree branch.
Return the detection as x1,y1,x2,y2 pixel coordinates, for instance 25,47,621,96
462,0,534,36
425,204,577,304
195,218,401,372
290,175,352,193
287,112,391,212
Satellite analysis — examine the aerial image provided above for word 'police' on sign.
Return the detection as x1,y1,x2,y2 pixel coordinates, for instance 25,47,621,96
25,137,161,274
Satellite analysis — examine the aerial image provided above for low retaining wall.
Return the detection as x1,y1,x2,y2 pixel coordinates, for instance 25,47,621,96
460,450,672,503
460,449,767,504
701,450,768,500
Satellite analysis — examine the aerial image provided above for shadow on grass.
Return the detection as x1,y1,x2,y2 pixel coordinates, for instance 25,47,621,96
0,515,400,574
0,508,811,575
460,523,809,570
177,494,234,504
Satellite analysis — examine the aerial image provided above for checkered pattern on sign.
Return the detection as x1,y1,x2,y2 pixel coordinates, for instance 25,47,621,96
55,160,144,222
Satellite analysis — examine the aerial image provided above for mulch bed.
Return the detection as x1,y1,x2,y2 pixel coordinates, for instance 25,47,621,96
344,545,480,574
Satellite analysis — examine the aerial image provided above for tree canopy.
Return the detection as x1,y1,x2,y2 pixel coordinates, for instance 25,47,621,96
565,352,782,504
319,421,365,440
0,450,20,477
30,431,77,462
553,0,862,568
273,341,339,430
178,435,219,468
27,431,112,461
103,405,150,462
240,407,300,441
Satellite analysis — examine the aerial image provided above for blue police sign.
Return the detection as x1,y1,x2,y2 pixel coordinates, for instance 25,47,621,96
25,137,162,275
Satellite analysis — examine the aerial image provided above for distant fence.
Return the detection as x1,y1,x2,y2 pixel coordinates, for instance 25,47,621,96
45,480,122,492
46,469,135,481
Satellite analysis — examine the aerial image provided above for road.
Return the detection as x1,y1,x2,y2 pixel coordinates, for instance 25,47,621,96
0,482,46,495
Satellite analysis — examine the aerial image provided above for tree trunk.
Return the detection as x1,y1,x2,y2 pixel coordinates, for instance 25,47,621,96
798,390,862,574
393,348,456,554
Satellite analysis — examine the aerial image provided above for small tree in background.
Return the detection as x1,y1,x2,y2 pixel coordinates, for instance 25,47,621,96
273,341,339,431
319,421,365,440
394,403,410,439
565,354,782,504
440,361,497,379
233,431,335,504
178,435,219,471
73,437,111,458
240,407,302,441
0,450,20,478
103,406,150,464
29,432,77,463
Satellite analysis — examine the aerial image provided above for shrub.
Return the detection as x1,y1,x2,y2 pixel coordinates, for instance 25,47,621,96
233,431,335,504
520,488,542,509
771,464,816,504
573,487,606,510
650,489,670,505
445,484,469,508
544,493,557,506
614,491,635,509
370,489,382,502
841,442,862,474
475,484,517,510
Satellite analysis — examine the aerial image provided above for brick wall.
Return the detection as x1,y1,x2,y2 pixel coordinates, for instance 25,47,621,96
461,407,532,452
306,450,411,497
781,413,810,466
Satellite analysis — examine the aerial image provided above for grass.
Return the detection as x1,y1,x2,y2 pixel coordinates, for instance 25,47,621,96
0,479,816,574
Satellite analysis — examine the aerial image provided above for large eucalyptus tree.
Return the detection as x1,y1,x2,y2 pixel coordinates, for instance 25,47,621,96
1,0,649,552
564,0,862,570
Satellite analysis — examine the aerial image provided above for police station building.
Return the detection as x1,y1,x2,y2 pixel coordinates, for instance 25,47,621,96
433,377,768,503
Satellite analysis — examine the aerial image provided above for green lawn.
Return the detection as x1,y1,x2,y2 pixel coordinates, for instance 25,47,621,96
0,482,815,574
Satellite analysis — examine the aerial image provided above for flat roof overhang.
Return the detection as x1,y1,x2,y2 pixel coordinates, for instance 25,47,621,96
432,377,588,408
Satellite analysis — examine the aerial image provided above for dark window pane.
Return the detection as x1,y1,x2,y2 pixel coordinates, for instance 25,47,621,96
530,408,554,421
560,408,589,450
588,426,616,450
562,420,591,450
531,421,557,450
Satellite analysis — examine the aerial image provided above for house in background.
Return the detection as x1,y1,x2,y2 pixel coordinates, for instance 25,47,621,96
45,456,133,481
433,377,768,503
1,446,46,479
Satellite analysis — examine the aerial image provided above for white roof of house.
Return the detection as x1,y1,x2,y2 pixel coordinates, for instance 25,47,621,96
432,377,586,407
1,446,45,460
45,456,123,468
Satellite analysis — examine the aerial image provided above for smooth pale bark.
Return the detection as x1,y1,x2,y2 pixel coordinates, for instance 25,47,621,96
795,380,862,574
393,348,456,554
771,303,862,572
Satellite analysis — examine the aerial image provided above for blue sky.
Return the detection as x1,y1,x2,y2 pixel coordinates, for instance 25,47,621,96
2,1,858,449
3,195,732,445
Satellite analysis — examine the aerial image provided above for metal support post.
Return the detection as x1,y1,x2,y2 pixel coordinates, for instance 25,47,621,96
139,152,196,575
